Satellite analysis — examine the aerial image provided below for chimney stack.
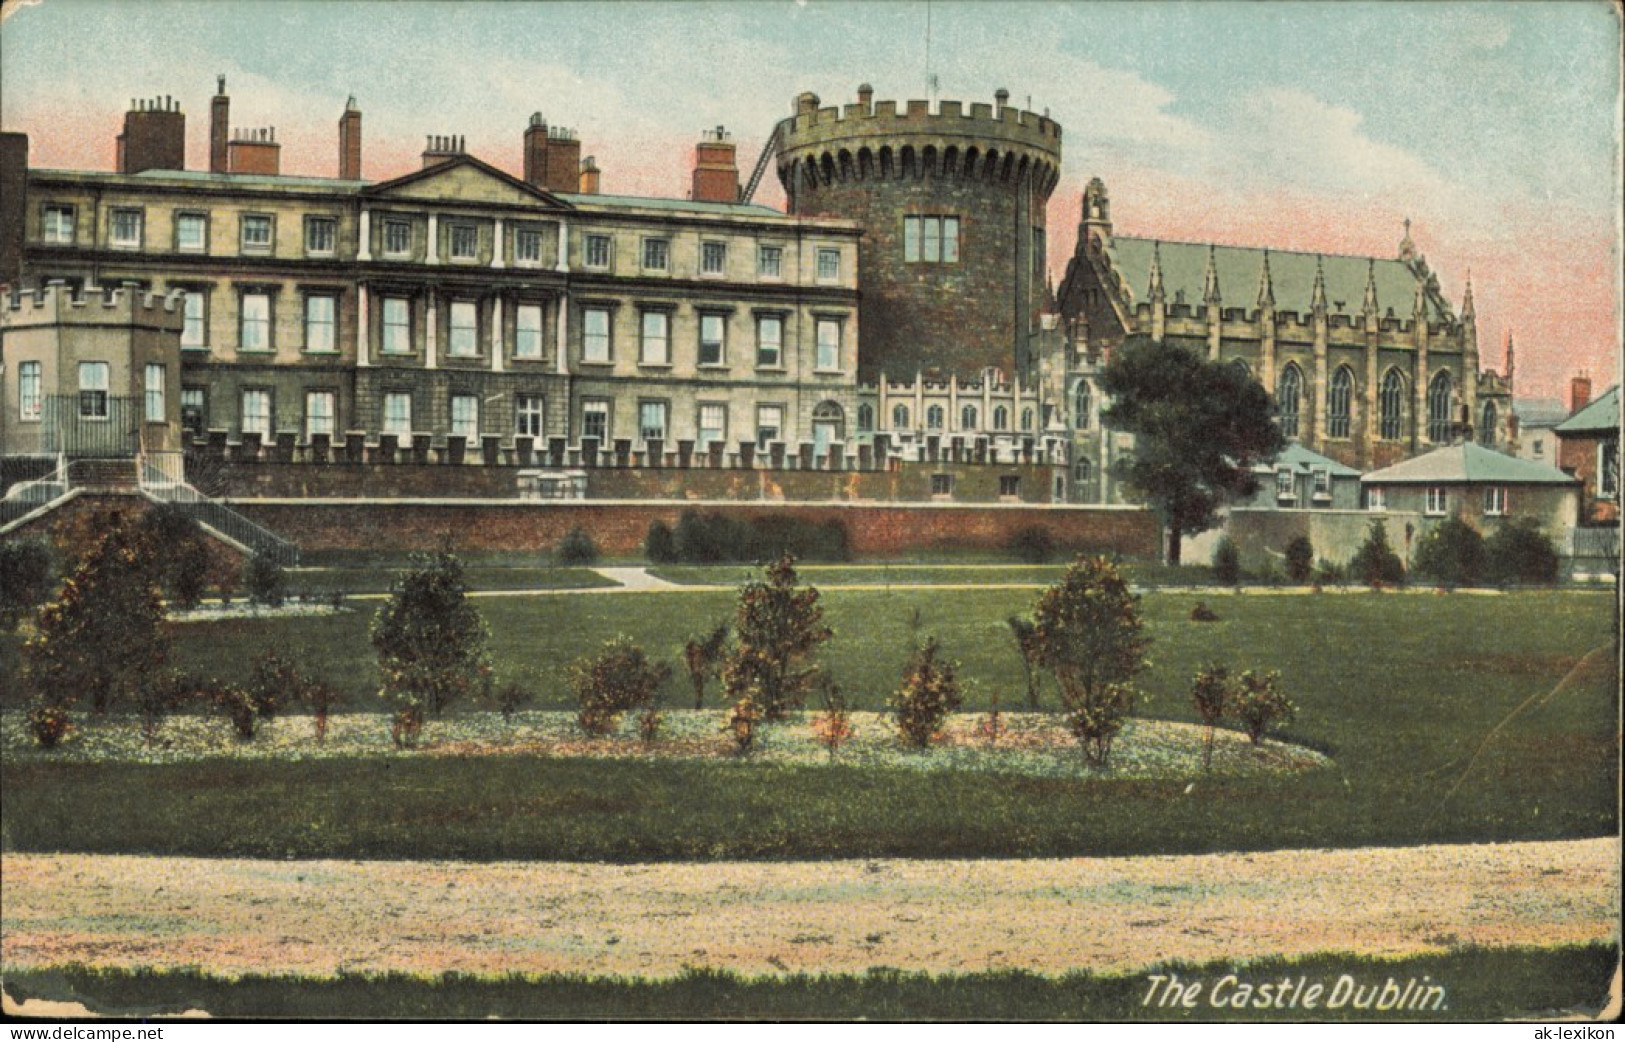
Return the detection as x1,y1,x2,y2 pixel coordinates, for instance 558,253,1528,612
691,125,738,204
422,133,465,169
227,124,280,175
857,83,874,112
210,75,230,173
117,95,186,174
522,113,580,193
338,95,362,180
578,155,601,195
1571,374,1592,413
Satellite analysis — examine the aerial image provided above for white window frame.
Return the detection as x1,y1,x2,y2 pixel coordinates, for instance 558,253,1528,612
756,314,783,368
1312,468,1331,500
175,212,207,253
305,390,336,439
756,404,783,450
382,392,413,436
304,294,337,353
240,214,273,254
1276,467,1296,500
815,317,841,371
144,363,165,423
241,388,272,439
584,234,613,270
383,219,412,257
639,400,668,443
700,241,727,276
581,399,610,443
515,394,545,438
582,307,611,363
449,223,479,261
181,387,207,437
698,403,727,447
304,216,337,256
926,405,945,431
758,245,783,278
43,204,75,244
450,394,479,440
515,228,543,266
892,403,911,430
816,247,841,281
640,310,670,366
110,208,143,249
78,362,110,420
1483,486,1508,516
641,237,670,272
18,360,42,421
1425,487,1448,516
1601,442,1620,501
239,291,272,352
999,474,1021,500
931,473,954,498
448,300,479,357
1366,486,1387,512
382,297,412,354
181,289,208,350
515,303,544,359
698,313,726,367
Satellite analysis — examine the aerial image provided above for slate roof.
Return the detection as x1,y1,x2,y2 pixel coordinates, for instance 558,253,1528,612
1106,238,1450,323
1253,441,1361,478
1363,442,1579,485
40,168,367,191
1554,385,1619,436
1513,397,1570,429
556,192,787,218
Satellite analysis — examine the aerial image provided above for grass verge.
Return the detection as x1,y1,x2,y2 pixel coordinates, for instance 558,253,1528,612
4,945,1615,1021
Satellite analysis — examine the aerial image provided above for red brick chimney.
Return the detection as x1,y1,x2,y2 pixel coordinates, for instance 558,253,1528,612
1571,374,1592,413
210,75,229,173
578,155,600,194
691,126,738,204
117,95,186,174
338,96,362,180
522,114,580,194
228,126,280,175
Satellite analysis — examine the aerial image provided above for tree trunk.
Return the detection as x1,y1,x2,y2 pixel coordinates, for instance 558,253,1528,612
1168,528,1183,566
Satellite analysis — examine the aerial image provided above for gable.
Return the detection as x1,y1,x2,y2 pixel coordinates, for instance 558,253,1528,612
366,157,570,210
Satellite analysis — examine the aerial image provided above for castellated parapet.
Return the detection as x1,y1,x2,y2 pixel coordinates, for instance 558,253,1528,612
776,87,1063,381
4,281,187,330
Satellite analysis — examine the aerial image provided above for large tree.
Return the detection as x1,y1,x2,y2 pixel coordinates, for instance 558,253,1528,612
1101,339,1286,564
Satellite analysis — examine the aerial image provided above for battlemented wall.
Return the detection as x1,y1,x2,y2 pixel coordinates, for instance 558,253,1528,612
777,89,1062,381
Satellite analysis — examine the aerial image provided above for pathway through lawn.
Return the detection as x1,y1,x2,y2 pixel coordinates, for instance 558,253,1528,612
3,839,1616,980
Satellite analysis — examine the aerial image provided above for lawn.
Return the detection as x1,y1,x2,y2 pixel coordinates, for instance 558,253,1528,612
2,589,1615,861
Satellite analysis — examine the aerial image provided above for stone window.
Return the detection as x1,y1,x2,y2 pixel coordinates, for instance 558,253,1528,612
515,304,544,359
515,229,543,265
239,291,272,351
448,300,479,357
1379,369,1405,440
1425,487,1448,515
1074,381,1091,430
181,289,208,350
1483,486,1507,516
758,245,783,278
583,307,611,363
904,216,959,263
382,297,412,354
815,318,841,371
1479,401,1498,447
1328,366,1354,439
639,400,668,443
43,204,75,244
181,388,207,437
449,224,479,261
1427,371,1454,444
999,475,1021,499
1277,364,1303,439
640,310,670,365
110,208,143,248
892,403,910,429
756,404,783,449
175,212,208,252
304,294,337,353
240,214,273,254
305,390,336,438
18,361,42,421
857,403,874,432
584,234,612,269
1022,407,1035,431
382,392,412,436
755,314,783,368
241,388,272,438
1313,468,1332,500
701,241,727,276
816,248,841,281
698,403,727,446
78,362,109,420
304,216,337,256
144,363,165,423
515,394,545,438
1275,467,1295,500
581,400,610,442
1075,458,1092,482
642,237,670,272
383,219,412,257
961,404,978,430
994,405,1009,430
698,313,726,366
450,394,479,439
926,405,945,430
931,473,953,498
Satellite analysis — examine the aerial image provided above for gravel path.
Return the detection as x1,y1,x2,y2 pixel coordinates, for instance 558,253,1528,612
3,839,1617,979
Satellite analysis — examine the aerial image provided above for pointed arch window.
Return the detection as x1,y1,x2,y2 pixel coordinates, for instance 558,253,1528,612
1074,380,1092,430
961,404,978,430
1428,371,1454,444
1379,370,1406,439
1478,400,1497,447
1276,364,1303,439
1327,366,1354,439
857,403,874,433
892,403,910,429
926,404,945,430
993,404,1009,431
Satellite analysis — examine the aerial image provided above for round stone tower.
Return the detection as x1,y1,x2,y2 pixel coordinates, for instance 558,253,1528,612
776,86,1062,380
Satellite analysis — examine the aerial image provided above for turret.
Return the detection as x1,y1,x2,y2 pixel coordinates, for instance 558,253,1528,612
1147,242,1166,343
1310,255,1328,314
1256,250,1275,310
1361,259,1380,324
1081,177,1112,250
1202,245,1221,308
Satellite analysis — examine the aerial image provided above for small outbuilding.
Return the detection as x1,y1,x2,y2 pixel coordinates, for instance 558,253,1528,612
1360,441,1580,533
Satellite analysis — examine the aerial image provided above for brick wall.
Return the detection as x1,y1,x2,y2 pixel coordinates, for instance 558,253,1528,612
232,499,1158,558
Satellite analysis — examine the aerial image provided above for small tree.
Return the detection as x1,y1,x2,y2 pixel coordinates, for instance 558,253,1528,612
246,646,305,722
1232,670,1296,745
138,669,199,745
569,635,671,736
1413,515,1486,588
682,621,731,710
721,554,832,721
645,520,678,564
724,696,762,754
1032,556,1152,766
1349,521,1406,587
490,682,533,724
245,550,287,607
809,676,853,759
138,504,211,611
370,552,492,746
1284,536,1315,584
306,681,341,743
1485,518,1560,586
1190,663,1232,769
556,526,600,566
1212,537,1241,586
1004,614,1044,709
0,539,54,631
890,636,963,748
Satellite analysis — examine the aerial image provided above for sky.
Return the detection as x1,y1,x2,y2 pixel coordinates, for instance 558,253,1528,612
1,0,1619,402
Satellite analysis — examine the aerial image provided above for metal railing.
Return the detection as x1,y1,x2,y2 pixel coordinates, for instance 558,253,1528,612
41,395,141,457
0,454,68,530
139,452,300,566
1569,525,1620,561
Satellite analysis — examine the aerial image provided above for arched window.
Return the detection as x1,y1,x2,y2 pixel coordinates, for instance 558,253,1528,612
961,404,978,430
1231,359,1252,382
1276,364,1303,439
1021,407,1034,431
856,403,874,433
926,404,945,430
1074,381,1092,430
1428,371,1453,444
1327,366,1354,439
1380,369,1405,440
1479,401,1497,447
892,403,910,429
1075,457,1092,482
993,405,1009,430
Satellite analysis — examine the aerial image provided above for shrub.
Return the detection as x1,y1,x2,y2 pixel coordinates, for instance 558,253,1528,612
1189,601,1219,622
556,527,600,566
1232,670,1296,745
244,551,287,608
306,681,341,743
1313,558,1347,587
1485,518,1560,585
1004,615,1044,709
682,621,731,710
1033,556,1151,766
0,539,54,631
1190,663,1232,769
138,504,211,611
569,635,671,736
724,696,762,754
1213,537,1241,586
371,552,493,746
674,510,724,564
1006,525,1057,564
211,681,260,741
1350,521,1406,587
721,554,831,721
491,682,533,723
810,679,853,758
138,670,199,745
890,636,963,749
246,647,306,721
637,705,664,745
1413,515,1486,588
644,520,678,564
167,537,212,611
25,701,73,749
669,511,850,564
1284,536,1315,584
977,691,1009,747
